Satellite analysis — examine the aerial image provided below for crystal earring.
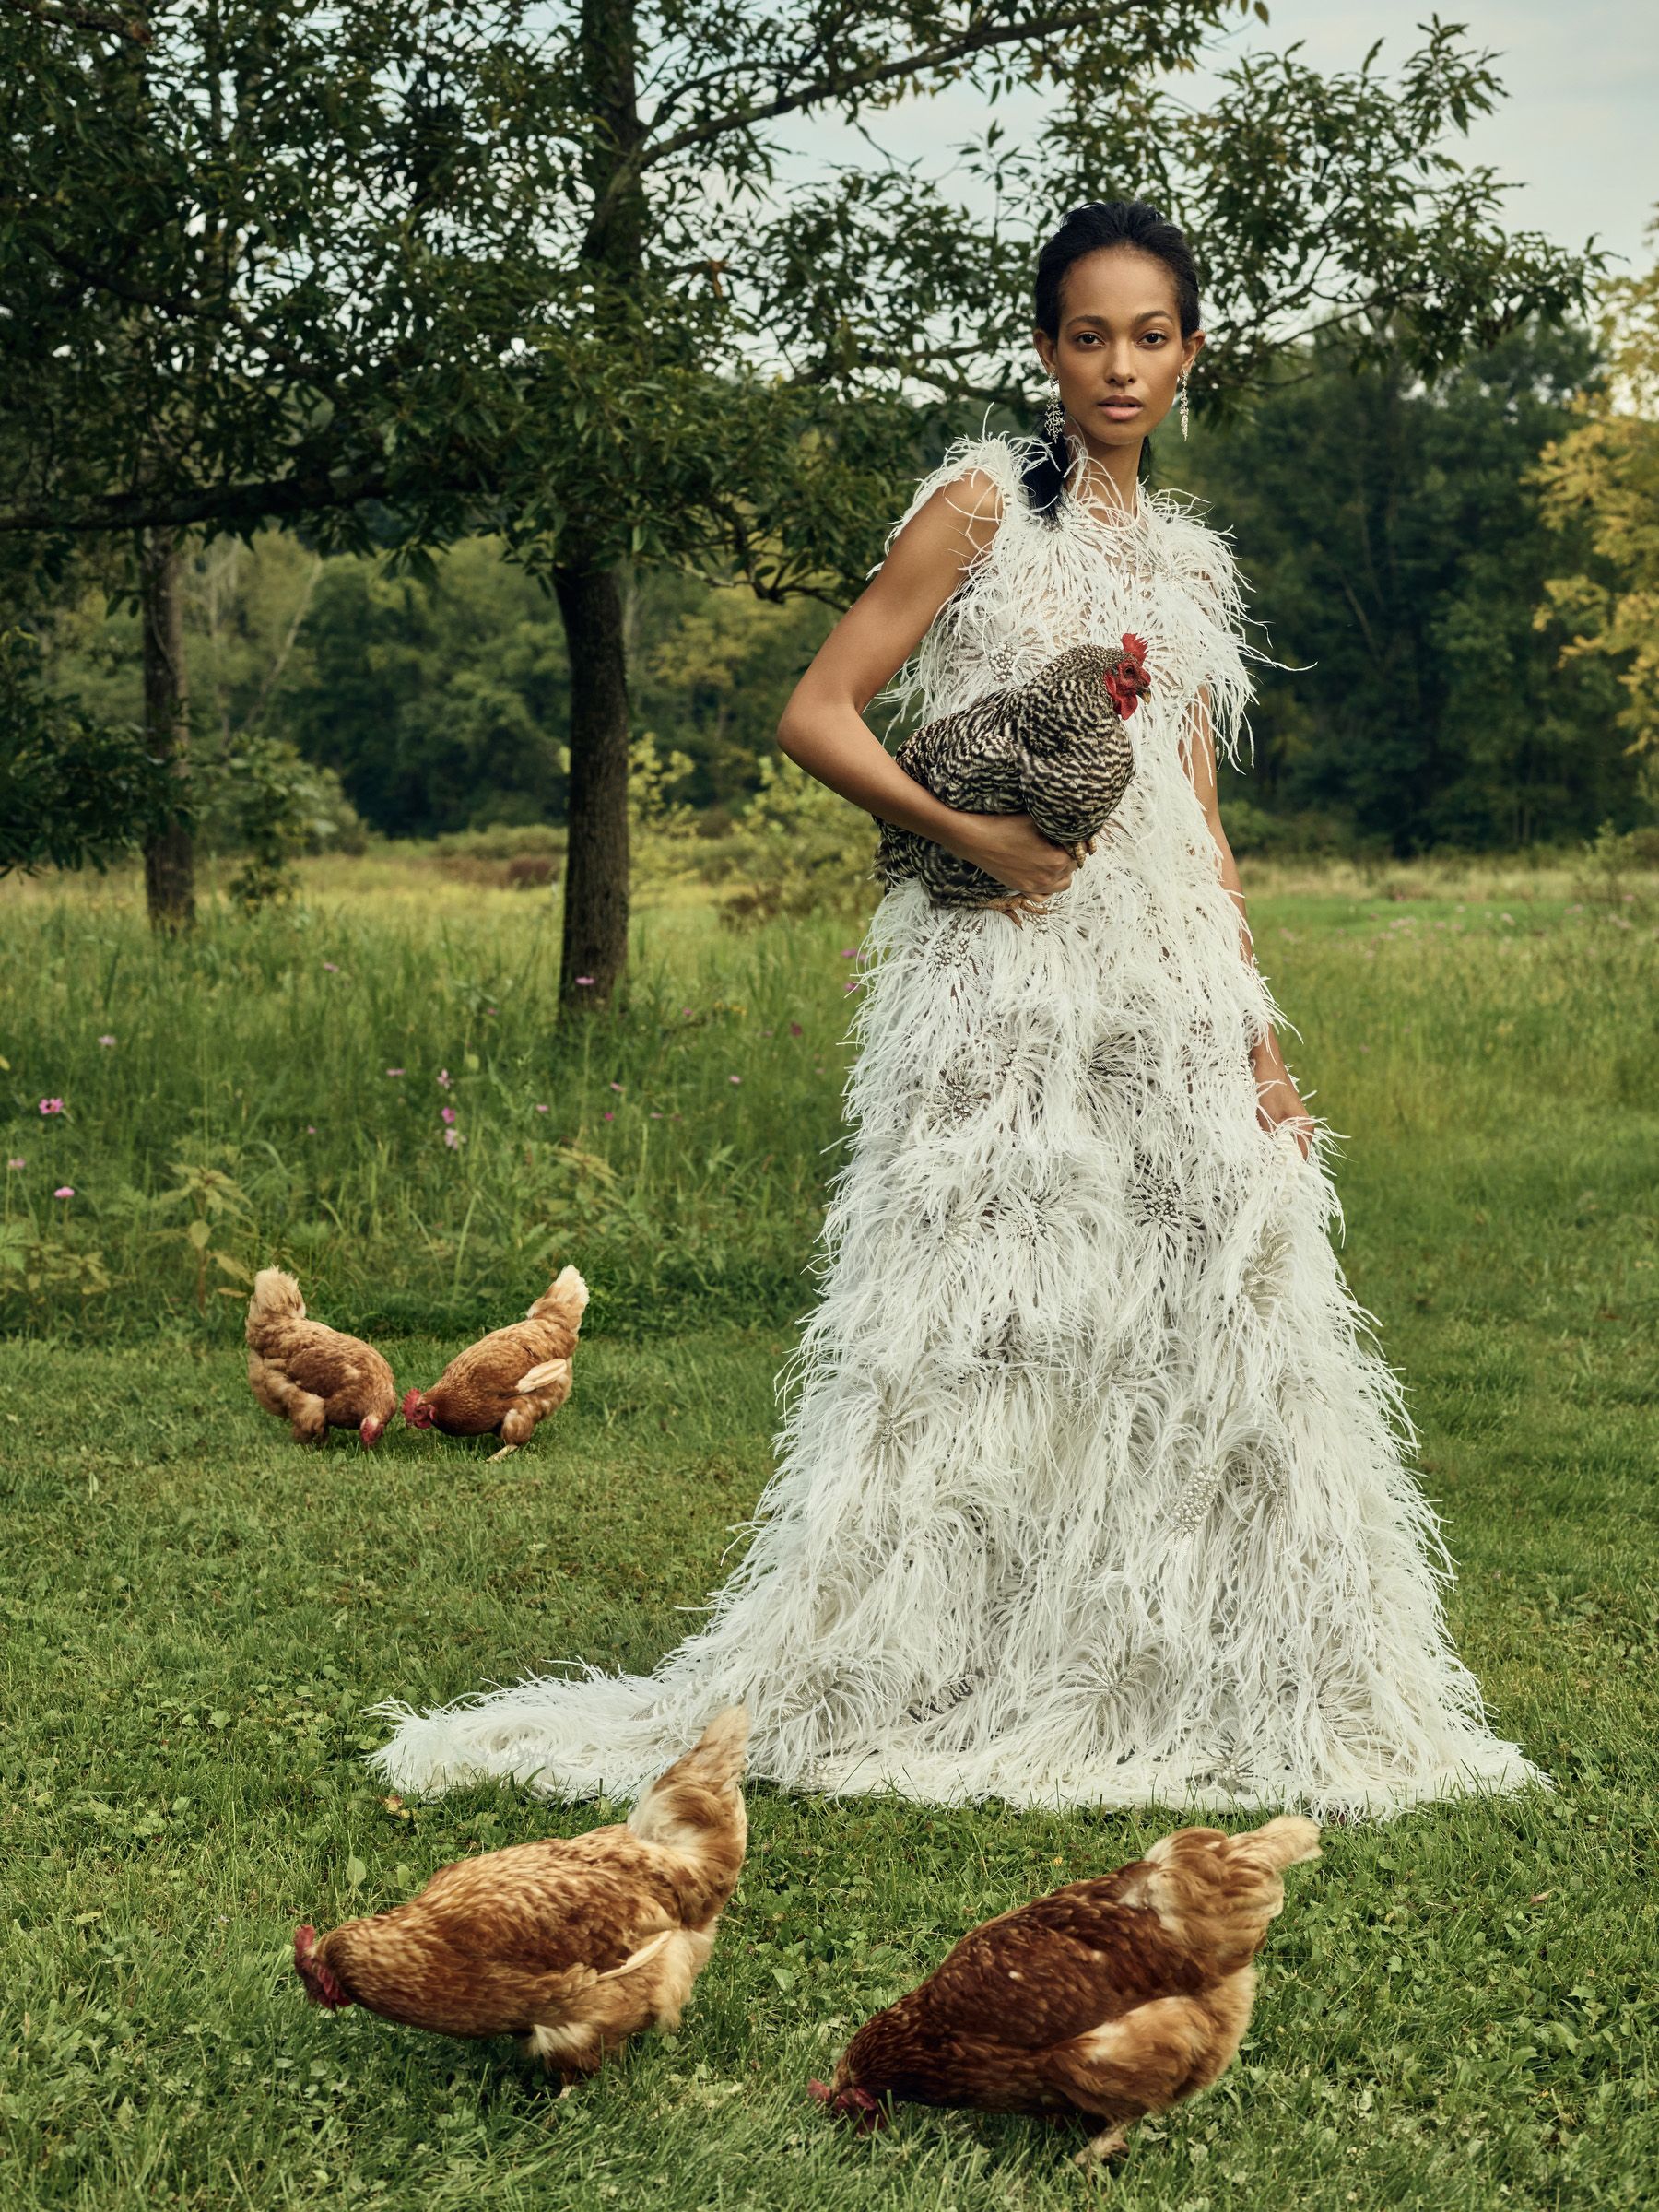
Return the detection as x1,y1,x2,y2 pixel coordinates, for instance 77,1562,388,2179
1179,372,1191,441
1042,375,1065,441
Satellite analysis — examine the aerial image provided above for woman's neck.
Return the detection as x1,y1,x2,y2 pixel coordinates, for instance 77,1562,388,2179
1066,427,1143,517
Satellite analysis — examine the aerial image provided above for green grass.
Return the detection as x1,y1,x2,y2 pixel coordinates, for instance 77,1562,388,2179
2,854,1657,2208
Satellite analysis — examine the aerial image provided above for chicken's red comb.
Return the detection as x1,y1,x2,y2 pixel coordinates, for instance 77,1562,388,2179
807,2078,833,2103
401,1388,422,1418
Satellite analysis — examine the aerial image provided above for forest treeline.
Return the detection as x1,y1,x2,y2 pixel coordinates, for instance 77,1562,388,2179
26,321,1653,861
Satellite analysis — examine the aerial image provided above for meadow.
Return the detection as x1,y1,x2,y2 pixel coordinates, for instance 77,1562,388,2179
1,847,1656,2210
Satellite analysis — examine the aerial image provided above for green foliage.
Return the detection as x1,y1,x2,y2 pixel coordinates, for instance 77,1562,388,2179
714,754,880,927
150,1152,255,1313
1534,214,1659,756
0,629,178,877
1186,320,1642,853
0,5,1604,581
194,735,366,909
274,542,571,838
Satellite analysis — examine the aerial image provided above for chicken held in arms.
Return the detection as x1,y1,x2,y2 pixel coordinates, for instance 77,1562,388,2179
295,1706,748,2080
403,1264,588,1460
874,636,1148,921
811,1815,1321,2168
245,1267,398,1447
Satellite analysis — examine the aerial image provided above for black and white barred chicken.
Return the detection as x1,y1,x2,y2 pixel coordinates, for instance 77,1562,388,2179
875,637,1149,914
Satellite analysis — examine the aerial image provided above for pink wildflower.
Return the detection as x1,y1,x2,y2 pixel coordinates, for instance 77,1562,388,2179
603,1111,615,1121
39,1098,64,1116
436,1068,452,1088
576,976,596,987
682,1006,693,1017
441,1104,457,1125
323,961,339,972
6,1158,23,1171
386,1067,405,1077
443,1126,464,1149
97,1034,115,1048
789,1022,803,1037
609,1081,623,1092
535,1103,549,1113
729,1074,742,1085
839,947,857,959
53,1184,75,1199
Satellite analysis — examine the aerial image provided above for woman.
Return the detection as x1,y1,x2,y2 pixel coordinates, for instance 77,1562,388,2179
378,201,1547,1821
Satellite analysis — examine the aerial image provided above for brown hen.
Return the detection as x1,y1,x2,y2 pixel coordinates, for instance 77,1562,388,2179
403,1264,588,1459
245,1267,397,1447
813,1814,1321,2167
295,1705,748,2079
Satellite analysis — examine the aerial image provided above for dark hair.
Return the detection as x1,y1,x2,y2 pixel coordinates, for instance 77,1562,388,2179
1023,200,1202,523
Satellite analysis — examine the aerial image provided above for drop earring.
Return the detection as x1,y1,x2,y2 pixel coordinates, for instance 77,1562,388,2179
1042,374,1065,441
1179,372,1191,441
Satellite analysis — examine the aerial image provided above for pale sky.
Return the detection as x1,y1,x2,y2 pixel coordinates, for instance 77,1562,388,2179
777,0,1657,286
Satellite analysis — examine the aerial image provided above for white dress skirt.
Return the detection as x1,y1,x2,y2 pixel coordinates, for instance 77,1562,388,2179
374,432,1549,1822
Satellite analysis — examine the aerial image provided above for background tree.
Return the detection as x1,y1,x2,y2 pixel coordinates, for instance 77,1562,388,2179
1533,212,1659,766
0,2,1603,983
1185,317,1638,853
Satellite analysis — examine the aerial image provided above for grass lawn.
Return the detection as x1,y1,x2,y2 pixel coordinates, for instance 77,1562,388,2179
2,855,1656,2208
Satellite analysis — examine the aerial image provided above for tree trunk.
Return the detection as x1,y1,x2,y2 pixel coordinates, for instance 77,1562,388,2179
549,0,643,1008
553,560,631,1008
139,525,195,931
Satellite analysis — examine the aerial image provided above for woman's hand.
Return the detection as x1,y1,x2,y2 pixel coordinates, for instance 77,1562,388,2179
1251,1037,1313,1158
944,811,1089,924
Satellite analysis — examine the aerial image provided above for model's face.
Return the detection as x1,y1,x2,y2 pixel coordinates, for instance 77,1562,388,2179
1033,246,1204,453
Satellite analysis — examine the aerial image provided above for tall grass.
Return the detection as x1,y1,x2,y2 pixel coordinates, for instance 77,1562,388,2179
2,853,1653,1344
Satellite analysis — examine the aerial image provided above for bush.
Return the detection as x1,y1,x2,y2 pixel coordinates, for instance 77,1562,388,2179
0,629,180,877
1221,797,1355,860
712,753,877,926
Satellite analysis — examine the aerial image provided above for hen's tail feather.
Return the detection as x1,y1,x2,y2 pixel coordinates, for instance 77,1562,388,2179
248,1266,305,1339
527,1264,590,1326
628,1706,749,1848
1231,1815,1323,1873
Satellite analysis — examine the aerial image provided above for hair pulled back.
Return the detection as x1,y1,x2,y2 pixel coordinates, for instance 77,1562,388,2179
1023,200,1202,524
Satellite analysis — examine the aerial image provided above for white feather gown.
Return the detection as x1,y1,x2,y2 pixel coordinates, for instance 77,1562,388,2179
375,432,1548,1822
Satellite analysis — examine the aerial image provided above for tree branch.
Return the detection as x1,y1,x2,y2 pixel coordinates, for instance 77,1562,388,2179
0,467,394,536
583,9,1098,261
0,0,149,41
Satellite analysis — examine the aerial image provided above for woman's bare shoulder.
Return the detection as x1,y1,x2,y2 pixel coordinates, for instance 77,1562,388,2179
885,437,1027,576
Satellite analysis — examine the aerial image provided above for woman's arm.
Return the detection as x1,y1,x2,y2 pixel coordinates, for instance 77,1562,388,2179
1182,688,1313,1159
776,470,1080,911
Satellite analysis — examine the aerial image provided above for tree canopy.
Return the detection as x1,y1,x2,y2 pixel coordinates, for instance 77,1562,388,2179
0,2,1611,978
